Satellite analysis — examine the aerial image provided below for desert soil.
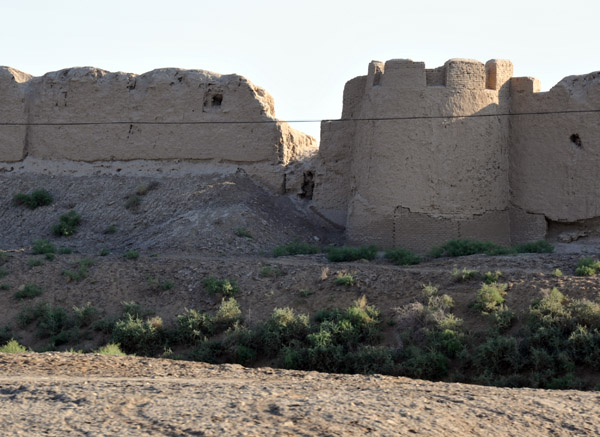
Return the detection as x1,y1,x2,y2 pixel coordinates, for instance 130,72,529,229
2,352,600,436
2,168,600,435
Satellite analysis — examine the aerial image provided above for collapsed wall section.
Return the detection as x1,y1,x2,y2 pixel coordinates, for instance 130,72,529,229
0,67,317,191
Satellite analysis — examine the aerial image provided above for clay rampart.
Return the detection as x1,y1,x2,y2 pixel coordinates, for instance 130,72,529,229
0,66,317,190
313,58,600,252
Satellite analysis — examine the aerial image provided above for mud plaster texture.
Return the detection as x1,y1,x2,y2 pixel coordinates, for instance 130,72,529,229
312,59,600,252
0,66,317,193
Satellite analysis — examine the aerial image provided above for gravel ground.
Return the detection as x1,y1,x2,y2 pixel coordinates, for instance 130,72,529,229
1,352,599,436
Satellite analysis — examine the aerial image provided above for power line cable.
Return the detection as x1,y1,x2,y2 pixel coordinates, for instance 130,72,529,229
0,108,598,126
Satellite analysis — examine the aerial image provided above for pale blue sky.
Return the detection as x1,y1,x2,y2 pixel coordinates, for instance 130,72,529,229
2,0,598,140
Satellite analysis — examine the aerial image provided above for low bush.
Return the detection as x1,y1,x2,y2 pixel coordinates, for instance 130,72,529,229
0,268,8,278
385,248,421,266
451,268,479,282
202,276,239,296
575,257,600,276
326,245,378,262
15,284,42,300
57,247,72,254
483,270,502,284
235,227,252,238
52,210,81,236
475,283,508,313
429,239,514,258
27,258,43,267
12,189,53,209
96,343,127,356
273,240,319,257
0,339,29,353
62,258,95,282
73,302,99,328
32,239,56,255
259,266,282,278
123,250,139,260
111,314,167,356
0,284,10,290
514,240,554,254
125,195,142,210
334,273,355,286
104,225,117,234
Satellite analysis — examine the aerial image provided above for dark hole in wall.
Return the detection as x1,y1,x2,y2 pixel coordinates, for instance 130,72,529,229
299,171,314,200
570,133,582,147
546,216,600,241
212,94,223,107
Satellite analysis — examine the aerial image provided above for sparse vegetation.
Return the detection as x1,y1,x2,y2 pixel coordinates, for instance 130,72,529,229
451,268,479,282
0,268,8,278
27,258,43,267
202,276,239,296
125,195,142,210
514,240,554,254
575,257,600,276
104,225,117,234
15,284,42,300
0,339,29,353
334,273,355,286
326,245,377,262
63,258,94,282
0,284,10,290
553,268,563,277
52,210,81,236
96,343,127,356
123,250,139,260
32,239,56,255
99,248,110,256
12,189,53,209
429,239,554,258
483,270,503,284
474,283,508,313
57,247,73,254
385,248,421,265
235,227,252,238
259,266,282,278
273,240,319,257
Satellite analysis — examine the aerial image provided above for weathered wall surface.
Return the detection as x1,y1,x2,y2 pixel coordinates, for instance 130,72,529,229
0,67,31,161
510,73,600,223
0,67,316,178
313,58,514,251
313,57,600,252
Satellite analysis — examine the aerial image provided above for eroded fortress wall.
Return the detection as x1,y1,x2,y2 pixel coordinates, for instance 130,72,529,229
314,59,514,251
0,66,316,191
313,58,600,252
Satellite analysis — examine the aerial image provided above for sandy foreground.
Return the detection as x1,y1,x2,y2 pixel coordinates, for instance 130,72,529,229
0,353,597,436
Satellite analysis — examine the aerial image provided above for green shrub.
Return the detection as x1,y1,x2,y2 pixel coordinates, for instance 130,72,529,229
96,343,127,356
213,298,243,331
123,250,139,260
52,210,81,236
475,283,508,313
63,258,94,282
429,239,515,258
45,253,55,261
0,339,29,353
385,248,421,266
73,302,98,327
399,346,450,379
57,247,72,254
28,258,43,267
0,268,8,278
473,335,521,375
202,276,239,296
575,257,600,276
256,307,310,356
326,245,378,262
12,189,53,209
176,309,214,343
491,305,516,332
0,284,10,290
334,273,355,286
32,239,56,255
552,268,563,277
514,240,554,254
483,270,502,284
111,314,167,356
160,280,174,291
15,284,42,299
273,240,319,257
451,268,480,282
104,225,117,234
235,227,252,238
259,266,282,278
99,248,110,256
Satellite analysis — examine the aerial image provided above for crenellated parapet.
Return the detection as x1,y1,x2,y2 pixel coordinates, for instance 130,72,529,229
313,57,600,252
